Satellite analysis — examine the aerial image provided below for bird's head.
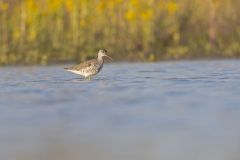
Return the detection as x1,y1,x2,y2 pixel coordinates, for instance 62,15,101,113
98,49,113,61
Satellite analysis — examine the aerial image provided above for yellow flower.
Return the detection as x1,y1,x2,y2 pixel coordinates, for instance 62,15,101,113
116,0,123,4
0,1,8,11
108,1,117,10
80,19,86,28
141,9,153,21
26,0,37,12
125,10,136,21
28,29,37,41
166,1,178,15
97,1,107,12
47,0,63,13
130,0,139,6
65,0,74,12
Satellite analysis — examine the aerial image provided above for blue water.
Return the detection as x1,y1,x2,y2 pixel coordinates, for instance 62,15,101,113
1,60,240,160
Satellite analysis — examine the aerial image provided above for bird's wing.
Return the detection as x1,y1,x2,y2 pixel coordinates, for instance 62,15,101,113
66,59,97,71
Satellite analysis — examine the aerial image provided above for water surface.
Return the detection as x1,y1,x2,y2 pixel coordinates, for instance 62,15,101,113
1,60,240,160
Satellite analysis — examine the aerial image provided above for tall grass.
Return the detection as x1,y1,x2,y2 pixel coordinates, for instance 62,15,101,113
0,0,240,65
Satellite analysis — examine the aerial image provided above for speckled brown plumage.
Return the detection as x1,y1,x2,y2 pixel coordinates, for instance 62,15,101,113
66,59,99,71
64,49,112,78
65,59,102,77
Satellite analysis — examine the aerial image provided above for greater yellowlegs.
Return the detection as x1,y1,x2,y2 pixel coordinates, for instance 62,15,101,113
64,49,112,79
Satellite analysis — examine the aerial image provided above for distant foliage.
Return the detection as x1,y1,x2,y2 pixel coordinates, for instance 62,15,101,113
0,0,239,65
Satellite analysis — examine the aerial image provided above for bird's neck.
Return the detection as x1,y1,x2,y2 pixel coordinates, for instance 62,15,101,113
97,56,104,65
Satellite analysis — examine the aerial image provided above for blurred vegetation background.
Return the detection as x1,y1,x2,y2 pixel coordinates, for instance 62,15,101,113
0,0,240,65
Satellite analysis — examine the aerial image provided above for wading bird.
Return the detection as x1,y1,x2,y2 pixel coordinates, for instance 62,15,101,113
64,49,112,79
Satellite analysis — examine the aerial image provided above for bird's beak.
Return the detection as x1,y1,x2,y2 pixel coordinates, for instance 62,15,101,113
104,55,113,61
